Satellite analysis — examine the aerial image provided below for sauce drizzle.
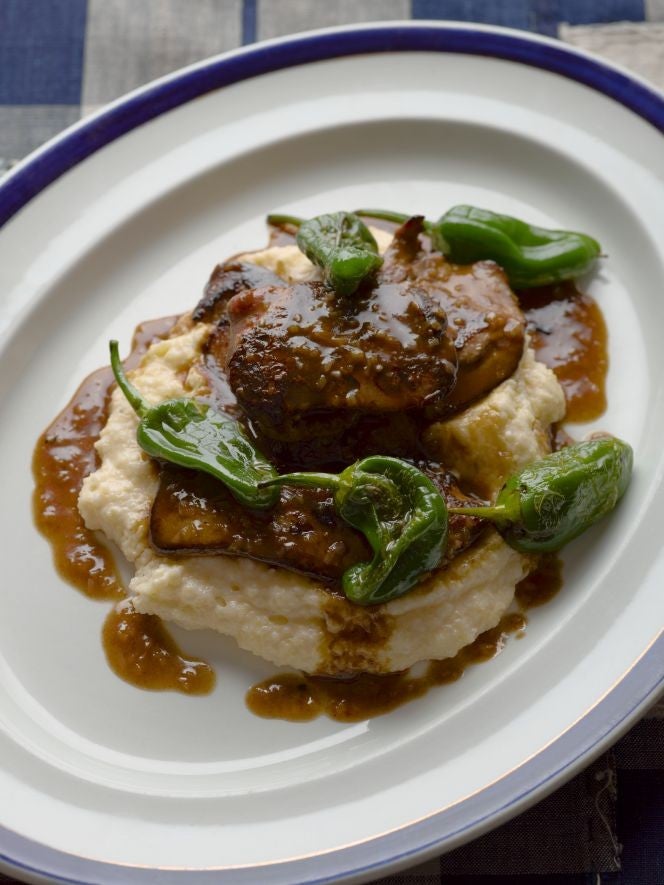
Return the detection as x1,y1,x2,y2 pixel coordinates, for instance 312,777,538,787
246,612,528,723
520,282,608,422
515,553,564,609
103,600,214,694
32,316,215,695
33,362,124,600
246,555,562,723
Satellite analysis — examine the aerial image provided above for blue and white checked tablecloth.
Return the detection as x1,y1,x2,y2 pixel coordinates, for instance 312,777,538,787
1,2,663,884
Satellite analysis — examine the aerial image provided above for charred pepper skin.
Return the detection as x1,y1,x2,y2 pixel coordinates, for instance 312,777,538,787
355,206,601,289
267,211,383,296
448,438,633,553
109,341,279,510
260,456,449,605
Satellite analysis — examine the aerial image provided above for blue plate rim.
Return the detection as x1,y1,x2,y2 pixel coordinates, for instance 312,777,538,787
0,20,662,885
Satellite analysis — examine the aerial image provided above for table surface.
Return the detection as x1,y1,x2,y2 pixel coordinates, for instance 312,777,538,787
1,2,663,884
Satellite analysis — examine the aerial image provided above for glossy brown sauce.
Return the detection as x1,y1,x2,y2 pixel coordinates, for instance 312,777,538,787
103,600,214,694
320,593,394,675
520,281,608,422
246,611,529,723
32,317,176,600
33,316,215,695
515,552,564,608
32,358,124,600
247,555,562,723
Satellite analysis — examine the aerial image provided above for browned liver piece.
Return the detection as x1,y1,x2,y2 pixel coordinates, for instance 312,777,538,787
201,220,524,445
225,280,458,440
248,411,426,474
150,464,370,581
192,260,286,324
150,463,484,583
380,217,526,411
190,260,285,416
149,227,522,582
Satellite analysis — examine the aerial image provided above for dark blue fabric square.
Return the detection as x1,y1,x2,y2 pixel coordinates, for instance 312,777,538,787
411,0,645,35
242,0,257,45
555,0,645,25
617,770,664,885
433,875,603,883
0,0,87,104
412,0,534,30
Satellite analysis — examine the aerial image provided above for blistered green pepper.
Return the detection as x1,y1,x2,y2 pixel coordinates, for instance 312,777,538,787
260,456,448,604
355,205,601,289
448,438,633,552
267,211,383,296
109,341,279,509
267,213,304,228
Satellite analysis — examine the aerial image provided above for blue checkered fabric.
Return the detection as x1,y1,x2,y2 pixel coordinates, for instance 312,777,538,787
1,3,663,884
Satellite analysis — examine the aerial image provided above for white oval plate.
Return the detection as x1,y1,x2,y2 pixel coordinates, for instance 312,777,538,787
0,21,663,885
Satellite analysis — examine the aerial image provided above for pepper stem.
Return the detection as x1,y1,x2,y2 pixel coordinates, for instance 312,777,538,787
258,471,341,491
109,340,149,418
448,504,510,519
354,208,410,225
266,213,304,228
354,208,439,237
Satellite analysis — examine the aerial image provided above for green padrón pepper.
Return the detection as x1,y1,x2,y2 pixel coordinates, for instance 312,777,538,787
267,211,383,296
448,438,633,553
266,212,304,228
109,340,279,509
260,456,448,604
355,205,601,289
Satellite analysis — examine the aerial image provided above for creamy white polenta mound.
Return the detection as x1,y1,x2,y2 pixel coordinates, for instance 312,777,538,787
79,241,565,675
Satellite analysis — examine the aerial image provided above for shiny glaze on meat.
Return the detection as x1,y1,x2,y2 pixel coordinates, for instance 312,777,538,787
380,216,526,412
193,260,285,324
151,464,371,580
165,233,574,580
200,228,524,466
226,280,458,440
150,463,485,582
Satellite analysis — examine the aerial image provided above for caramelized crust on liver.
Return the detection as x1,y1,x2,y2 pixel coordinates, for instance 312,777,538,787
150,227,525,581
225,280,458,440
150,463,484,584
192,261,285,324
150,464,370,581
380,217,526,411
